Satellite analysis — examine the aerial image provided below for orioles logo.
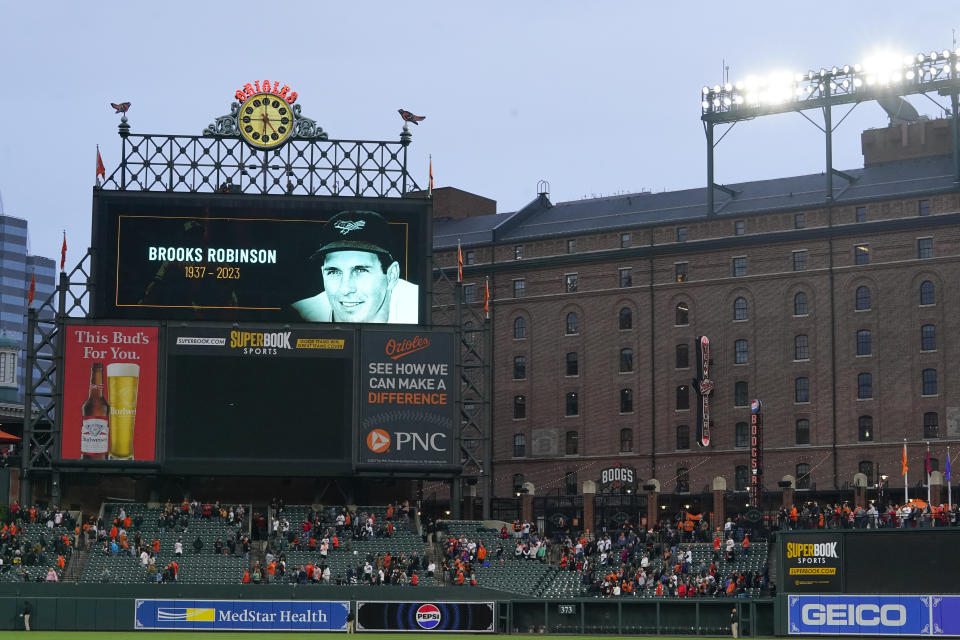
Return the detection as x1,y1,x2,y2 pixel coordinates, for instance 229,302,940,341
333,219,366,235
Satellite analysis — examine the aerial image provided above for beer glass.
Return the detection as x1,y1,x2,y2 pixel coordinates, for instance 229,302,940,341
107,363,139,459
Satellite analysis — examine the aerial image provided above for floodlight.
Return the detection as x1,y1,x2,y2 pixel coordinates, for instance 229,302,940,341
830,82,837,90
724,83,733,91
843,65,850,73
701,100,710,108
853,77,863,87
930,50,938,60
906,70,916,80
831,66,838,74
841,79,850,89
808,70,816,80
734,95,744,104
712,98,720,107
917,53,926,63
723,97,731,106
702,86,710,94
943,49,951,58
819,68,827,76
854,63,863,72
713,84,721,92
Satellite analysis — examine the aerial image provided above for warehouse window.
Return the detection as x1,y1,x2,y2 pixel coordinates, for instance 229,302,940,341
858,415,873,441
796,419,810,445
619,307,632,330
794,291,809,316
734,297,747,321
856,330,871,356
794,335,809,360
795,377,810,403
675,343,689,368
565,312,579,335
565,352,579,376
920,281,935,305
513,316,526,339
857,373,872,399
619,348,634,373
676,425,690,450
855,286,871,311
922,369,937,396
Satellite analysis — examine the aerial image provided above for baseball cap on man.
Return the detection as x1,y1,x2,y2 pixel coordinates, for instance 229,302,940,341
311,210,395,262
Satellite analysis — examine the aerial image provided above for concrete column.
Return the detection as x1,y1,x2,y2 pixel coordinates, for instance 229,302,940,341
582,481,596,536
464,485,477,520
853,472,868,509
711,476,727,533
781,475,796,509
930,471,944,509
645,479,660,529
521,482,535,523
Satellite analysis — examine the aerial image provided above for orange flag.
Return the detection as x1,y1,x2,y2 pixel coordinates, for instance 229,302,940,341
429,156,434,196
60,231,67,272
457,240,463,282
902,442,909,476
27,273,35,306
483,277,490,317
96,146,106,184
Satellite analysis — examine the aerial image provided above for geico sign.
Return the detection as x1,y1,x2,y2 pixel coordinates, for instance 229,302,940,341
367,430,448,453
801,604,906,627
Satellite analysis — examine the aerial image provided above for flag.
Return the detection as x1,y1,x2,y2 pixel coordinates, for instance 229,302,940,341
429,155,434,196
457,240,463,282
902,442,909,476
60,231,67,272
27,273,35,306
96,145,106,184
946,454,952,483
483,277,490,317
926,449,933,475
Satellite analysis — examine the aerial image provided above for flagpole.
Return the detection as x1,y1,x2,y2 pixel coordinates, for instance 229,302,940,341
904,439,909,505
948,446,952,511
927,442,931,506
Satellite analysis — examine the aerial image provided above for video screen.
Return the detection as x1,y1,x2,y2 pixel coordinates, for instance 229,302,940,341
91,191,430,324
163,326,354,474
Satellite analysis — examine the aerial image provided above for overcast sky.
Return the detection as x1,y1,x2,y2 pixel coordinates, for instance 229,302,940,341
0,1,954,264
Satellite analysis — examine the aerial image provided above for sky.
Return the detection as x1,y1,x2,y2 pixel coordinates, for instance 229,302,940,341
0,1,955,264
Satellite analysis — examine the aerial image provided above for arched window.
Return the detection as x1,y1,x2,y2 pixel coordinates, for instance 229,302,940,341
619,428,633,452
734,297,748,321
619,307,632,330
513,433,526,457
855,286,871,311
565,312,579,335
794,291,809,316
619,388,633,413
857,373,872,399
735,466,749,491
676,468,690,493
675,302,689,326
676,425,690,450
619,348,634,372
734,339,748,364
513,316,527,339
796,463,811,490
796,419,810,445
924,412,940,439
858,461,874,486
920,280,935,306
922,369,938,396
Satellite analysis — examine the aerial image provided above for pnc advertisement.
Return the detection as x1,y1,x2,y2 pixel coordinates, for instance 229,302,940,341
787,594,960,636
91,191,429,324
356,601,494,632
357,330,457,469
60,324,159,462
134,599,349,631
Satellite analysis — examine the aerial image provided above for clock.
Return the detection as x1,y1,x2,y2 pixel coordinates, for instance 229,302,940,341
237,93,294,149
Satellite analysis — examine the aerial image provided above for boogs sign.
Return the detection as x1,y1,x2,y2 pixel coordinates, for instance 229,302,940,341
599,464,636,490
134,599,348,631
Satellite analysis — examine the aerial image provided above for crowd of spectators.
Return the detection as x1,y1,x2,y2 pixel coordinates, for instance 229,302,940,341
777,501,960,529
1,503,76,582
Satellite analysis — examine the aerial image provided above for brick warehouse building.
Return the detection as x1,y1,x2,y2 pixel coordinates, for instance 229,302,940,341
431,119,960,515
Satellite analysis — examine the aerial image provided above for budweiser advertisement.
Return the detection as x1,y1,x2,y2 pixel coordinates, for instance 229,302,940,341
357,329,457,469
61,323,159,462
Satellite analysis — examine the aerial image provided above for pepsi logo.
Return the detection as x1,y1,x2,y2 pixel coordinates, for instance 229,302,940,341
366,429,391,453
415,603,442,629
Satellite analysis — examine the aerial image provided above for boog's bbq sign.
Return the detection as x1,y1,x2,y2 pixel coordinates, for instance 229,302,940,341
599,464,636,491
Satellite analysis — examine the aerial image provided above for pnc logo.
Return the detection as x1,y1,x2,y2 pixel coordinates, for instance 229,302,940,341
415,604,442,629
366,429,391,453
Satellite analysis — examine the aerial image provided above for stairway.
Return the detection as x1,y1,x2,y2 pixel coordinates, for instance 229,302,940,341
62,549,88,583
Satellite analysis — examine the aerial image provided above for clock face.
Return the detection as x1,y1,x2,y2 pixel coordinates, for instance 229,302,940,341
238,93,294,149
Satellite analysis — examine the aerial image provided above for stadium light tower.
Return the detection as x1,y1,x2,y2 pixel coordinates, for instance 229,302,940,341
700,48,960,215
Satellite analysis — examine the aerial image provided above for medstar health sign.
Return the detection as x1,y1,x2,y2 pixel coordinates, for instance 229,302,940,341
134,599,348,631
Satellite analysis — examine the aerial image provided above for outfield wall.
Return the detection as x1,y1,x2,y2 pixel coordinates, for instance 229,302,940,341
0,584,773,635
